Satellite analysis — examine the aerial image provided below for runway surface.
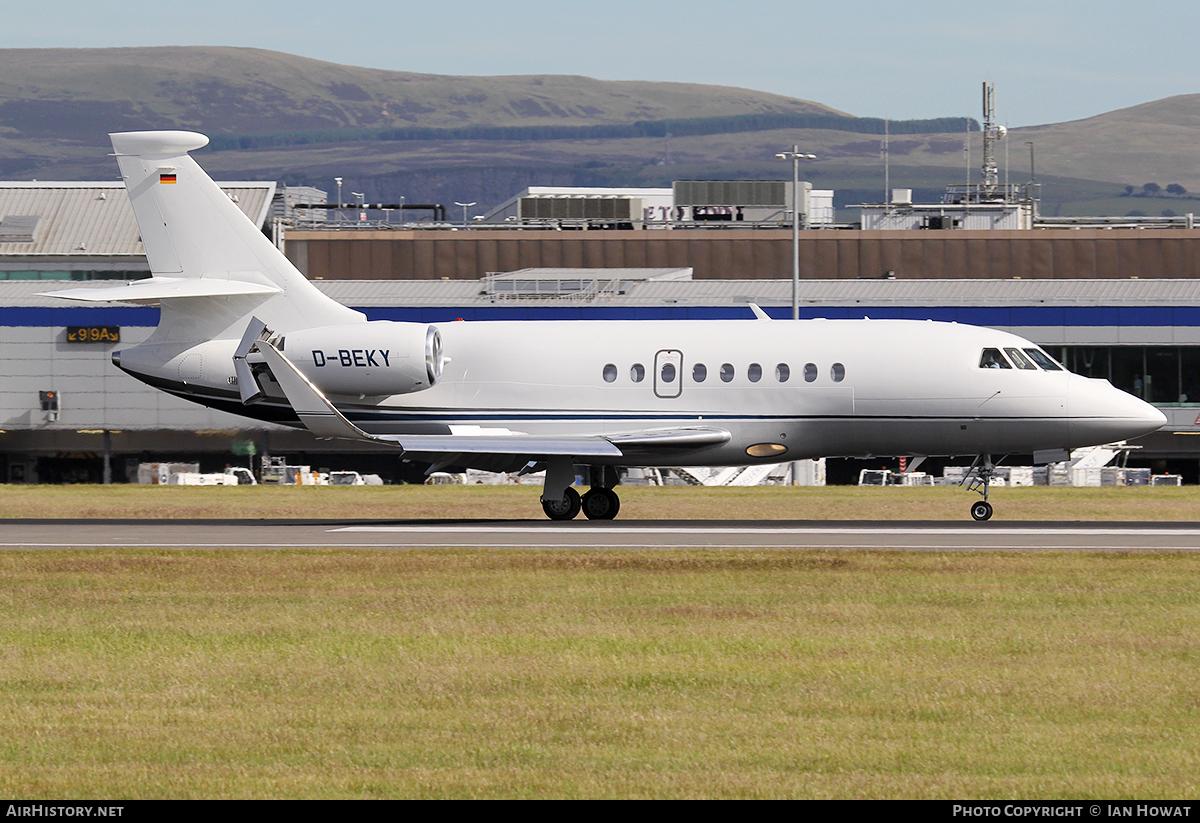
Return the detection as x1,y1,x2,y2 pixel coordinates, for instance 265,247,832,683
4,518,1200,550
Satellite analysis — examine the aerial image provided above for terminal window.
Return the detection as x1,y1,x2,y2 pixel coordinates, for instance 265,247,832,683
1051,345,1200,405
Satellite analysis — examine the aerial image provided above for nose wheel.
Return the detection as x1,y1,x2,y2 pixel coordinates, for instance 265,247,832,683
963,454,1002,522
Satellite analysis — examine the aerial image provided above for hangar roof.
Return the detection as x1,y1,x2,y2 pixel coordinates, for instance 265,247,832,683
0,181,276,257
6,277,1200,309
314,277,1200,308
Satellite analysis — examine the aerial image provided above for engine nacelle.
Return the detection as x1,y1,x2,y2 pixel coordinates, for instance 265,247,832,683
280,321,443,396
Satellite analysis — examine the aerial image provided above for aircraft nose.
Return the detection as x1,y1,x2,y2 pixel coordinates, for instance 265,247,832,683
1067,375,1166,446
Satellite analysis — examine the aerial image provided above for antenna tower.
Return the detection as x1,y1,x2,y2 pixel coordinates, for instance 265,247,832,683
981,81,1002,199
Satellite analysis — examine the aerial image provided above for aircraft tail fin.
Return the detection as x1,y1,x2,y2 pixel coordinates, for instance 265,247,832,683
106,131,360,340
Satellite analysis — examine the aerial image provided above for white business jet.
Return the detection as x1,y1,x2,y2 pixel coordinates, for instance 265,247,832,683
49,132,1165,521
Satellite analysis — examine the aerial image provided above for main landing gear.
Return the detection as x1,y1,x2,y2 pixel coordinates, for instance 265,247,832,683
542,487,582,521
964,454,1000,522
540,461,620,521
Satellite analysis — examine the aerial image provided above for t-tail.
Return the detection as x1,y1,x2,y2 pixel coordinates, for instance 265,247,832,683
47,131,443,410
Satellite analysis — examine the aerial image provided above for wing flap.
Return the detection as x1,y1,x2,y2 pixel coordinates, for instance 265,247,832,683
379,433,622,457
606,427,731,450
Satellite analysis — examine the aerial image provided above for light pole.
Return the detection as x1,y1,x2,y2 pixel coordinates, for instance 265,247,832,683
775,146,815,320
454,201,476,227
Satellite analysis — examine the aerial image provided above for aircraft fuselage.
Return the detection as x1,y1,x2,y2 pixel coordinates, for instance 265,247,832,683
114,316,1164,469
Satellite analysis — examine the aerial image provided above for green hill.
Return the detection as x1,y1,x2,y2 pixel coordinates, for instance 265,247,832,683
0,46,846,144
1,46,1198,218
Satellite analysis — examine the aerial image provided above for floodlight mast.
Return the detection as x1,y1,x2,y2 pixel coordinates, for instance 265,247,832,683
775,146,816,320
454,201,477,227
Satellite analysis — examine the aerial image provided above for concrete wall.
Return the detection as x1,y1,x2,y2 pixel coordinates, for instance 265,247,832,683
0,325,270,432
284,228,1200,282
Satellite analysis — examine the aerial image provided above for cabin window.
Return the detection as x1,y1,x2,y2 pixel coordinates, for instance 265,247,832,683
720,363,735,383
631,363,645,382
803,363,818,382
776,363,790,382
747,363,762,383
661,362,676,383
1023,348,1063,371
693,363,707,382
602,363,617,383
1005,348,1038,370
979,348,1012,369
831,363,846,382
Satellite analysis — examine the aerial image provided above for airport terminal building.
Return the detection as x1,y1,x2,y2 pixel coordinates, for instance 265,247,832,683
5,180,1200,483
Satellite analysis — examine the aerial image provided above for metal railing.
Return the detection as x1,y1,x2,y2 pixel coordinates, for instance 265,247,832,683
481,274,628,301
942,182,1037,204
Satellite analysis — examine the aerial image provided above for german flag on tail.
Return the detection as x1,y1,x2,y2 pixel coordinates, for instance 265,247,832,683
159,173,177,184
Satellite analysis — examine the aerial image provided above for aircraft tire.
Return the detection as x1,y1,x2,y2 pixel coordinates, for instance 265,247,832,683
970,501,993,522
582,488,620,520
542,487,581,521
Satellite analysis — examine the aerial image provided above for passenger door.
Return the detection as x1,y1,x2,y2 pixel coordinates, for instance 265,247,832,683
654,349,683,399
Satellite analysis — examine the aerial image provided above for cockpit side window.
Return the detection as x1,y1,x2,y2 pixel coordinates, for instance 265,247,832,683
980,348,1012,369
1023,348,1063,371
1004,347,1038,370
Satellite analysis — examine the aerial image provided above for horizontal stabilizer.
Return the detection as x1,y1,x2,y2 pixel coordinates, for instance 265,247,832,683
42,277,280,305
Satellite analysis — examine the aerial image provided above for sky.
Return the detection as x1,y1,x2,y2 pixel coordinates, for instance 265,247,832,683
4,0,1197,127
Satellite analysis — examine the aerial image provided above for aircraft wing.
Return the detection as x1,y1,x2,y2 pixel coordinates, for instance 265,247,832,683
255,337,729,459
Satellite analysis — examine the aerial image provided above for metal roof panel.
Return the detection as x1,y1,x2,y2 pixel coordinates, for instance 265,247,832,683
0,182,274,257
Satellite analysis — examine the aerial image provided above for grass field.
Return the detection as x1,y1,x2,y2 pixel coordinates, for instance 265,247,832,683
2,482,1200,521
2,485,1199,799
1,549,1199,798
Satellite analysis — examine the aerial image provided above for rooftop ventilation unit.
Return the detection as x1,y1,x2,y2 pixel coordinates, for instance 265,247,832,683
0,215,40,242
673,181,787,207
518,196,642,221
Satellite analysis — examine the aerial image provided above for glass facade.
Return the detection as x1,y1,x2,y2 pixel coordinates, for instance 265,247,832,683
1051,346,1200,405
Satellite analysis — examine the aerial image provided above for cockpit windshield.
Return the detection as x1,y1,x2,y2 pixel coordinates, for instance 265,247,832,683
1004,348,1038,370
980,346,1066,372
1023,348,1063,371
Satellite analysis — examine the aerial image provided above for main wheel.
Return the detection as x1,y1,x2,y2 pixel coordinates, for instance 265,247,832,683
542,487,581,521
970,500,993,522
581,488,620,520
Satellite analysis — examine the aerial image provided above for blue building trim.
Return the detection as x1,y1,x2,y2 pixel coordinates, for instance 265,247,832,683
1,304,1194,327
0,306,161,326
356,305,1189,326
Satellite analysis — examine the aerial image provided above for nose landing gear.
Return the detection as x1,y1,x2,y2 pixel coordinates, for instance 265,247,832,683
970,499,993,522
964,454,999,522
